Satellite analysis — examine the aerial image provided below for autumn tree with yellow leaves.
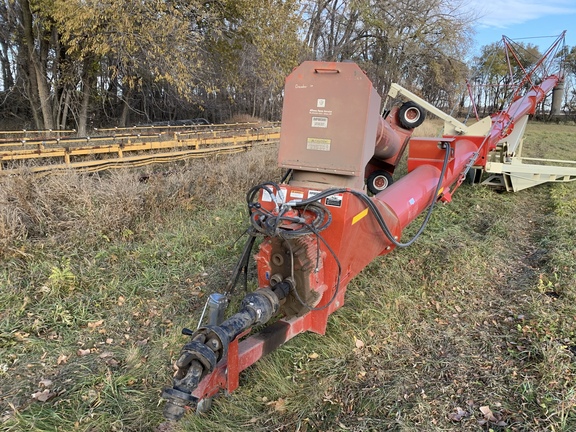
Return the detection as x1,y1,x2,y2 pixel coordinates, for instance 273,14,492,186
0,0,511,132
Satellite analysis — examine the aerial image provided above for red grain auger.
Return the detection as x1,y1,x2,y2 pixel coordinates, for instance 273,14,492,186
162,34,575,420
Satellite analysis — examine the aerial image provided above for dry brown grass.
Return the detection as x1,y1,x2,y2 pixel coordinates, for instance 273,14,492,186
0,171,145,246
0,145,281,255
225,114,269,125
413,118,444,137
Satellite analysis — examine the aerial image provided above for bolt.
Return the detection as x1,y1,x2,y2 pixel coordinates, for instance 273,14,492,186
208,338,221,351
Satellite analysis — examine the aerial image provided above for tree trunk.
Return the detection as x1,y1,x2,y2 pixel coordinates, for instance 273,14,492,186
20,0,54,129
25,54,43,129
77,59,94,136
59,90,71,130
119,88,133,127
0,41,14,90
78,86,91,137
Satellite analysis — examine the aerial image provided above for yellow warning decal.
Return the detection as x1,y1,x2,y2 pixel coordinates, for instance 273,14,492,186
352,208,369,225
306,138,331,151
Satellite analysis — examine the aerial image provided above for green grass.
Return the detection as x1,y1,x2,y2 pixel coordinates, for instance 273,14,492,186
1,123,576,431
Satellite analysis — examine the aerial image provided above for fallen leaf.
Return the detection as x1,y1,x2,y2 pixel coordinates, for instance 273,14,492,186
106,358,120,367
32,389,56,402
87,320,104,329
117,296,126,306
57,354,68,365
14,331,29,342
479,405,498,422
77,348,91,357
355,338,365,349
267,398,286,412
308,352,319,359
98,351,114,359
154,420,176,432
82,389,99,403
448,407,468,422
39,379,53,388
479,405,491,415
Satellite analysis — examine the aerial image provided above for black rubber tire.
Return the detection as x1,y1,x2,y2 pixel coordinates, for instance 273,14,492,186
398,101,426,129
367,170,394,194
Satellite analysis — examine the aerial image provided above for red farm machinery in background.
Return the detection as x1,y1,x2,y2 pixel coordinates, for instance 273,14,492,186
161,33,576,420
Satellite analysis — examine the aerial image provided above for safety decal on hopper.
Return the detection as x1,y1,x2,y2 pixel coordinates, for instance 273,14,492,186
307,190,321,200
311,117,328,128
289,190,304,200
307,138,331,151
261,187,288,203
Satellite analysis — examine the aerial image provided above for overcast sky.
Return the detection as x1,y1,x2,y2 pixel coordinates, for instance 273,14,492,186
466,0,576,52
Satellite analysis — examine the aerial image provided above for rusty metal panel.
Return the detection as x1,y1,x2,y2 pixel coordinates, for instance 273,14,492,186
278,61,381,178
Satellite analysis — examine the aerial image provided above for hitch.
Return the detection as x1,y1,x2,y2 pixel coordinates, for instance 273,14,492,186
162,282,291,421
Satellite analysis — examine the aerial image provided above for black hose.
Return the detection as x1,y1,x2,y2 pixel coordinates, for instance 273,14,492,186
286,140,452,247
233,141,451,309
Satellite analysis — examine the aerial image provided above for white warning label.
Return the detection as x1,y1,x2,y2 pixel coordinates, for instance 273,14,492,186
262,187,287,203
311,116,328,128
306,138,331,151
289,190,304,200
307,190,321,200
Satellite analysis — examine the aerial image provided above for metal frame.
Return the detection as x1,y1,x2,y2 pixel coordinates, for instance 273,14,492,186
388,84,576,193
0,128,280,174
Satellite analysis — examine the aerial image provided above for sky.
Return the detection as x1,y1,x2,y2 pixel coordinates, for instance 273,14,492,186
467,0,576,55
